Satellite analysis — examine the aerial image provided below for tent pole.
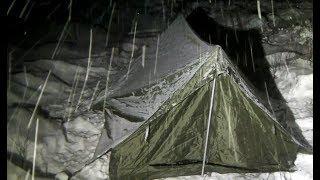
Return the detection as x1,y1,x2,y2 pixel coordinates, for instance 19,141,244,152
201,77,217,176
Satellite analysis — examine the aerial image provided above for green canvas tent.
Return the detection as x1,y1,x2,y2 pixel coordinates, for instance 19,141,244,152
90,13,307,180
109,73,299,179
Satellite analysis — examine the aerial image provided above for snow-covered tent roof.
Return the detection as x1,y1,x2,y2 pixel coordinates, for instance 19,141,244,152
92,14,217,158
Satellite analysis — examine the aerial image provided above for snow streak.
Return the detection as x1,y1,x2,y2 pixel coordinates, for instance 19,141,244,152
19,0,31,18
76,28,93,111
88,81,101,110
105,3,116,47
271,0,276,26
142,45,146,68
7,0,17,15
126,21,138,79
249,39,255,72
27,70,51,129
31,118,39,180
103,47,115,113
154,34,160,75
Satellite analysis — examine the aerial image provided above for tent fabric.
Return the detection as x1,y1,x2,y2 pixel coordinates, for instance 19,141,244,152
89,14,304,179
109,72,299,180
92,15,220,158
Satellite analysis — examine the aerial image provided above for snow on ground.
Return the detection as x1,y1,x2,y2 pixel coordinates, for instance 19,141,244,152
159,153,312,180
275,66,313,147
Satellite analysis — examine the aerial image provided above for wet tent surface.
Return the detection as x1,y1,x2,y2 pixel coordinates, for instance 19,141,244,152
91,10,309,179
106,9,310,179
109,73,299,179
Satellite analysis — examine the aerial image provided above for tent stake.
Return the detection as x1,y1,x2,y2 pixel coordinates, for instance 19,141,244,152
201,77,216,176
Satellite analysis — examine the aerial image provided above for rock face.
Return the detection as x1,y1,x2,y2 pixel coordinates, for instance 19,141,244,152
7,106,105,175
7,0,312,179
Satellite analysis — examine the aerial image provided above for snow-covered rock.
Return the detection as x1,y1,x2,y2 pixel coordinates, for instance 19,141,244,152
55,172,69,180
71,153,110,180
